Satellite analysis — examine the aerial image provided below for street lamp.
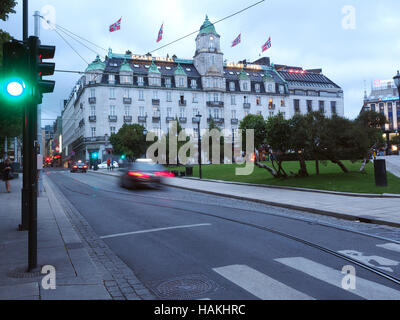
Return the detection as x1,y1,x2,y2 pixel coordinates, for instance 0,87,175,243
196,112,202,179
393,71,400,155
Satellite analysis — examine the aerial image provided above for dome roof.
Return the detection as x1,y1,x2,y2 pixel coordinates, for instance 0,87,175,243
174,64,187,76
85,55,106,72
199,15,218,36
120,59,132,72
148,61,160,74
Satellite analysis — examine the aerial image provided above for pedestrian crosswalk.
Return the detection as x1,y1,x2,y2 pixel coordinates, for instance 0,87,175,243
376,243,400,253
200,255,400,300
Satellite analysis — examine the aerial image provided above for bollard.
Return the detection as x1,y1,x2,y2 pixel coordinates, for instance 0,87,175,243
374,159,388,187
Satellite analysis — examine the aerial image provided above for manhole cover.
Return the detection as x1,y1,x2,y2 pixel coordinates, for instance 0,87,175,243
7,267,42,279
151,274,219,300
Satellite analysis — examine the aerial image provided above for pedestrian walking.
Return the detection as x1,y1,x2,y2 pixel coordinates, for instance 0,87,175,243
107,158,111,171
2,159,13,193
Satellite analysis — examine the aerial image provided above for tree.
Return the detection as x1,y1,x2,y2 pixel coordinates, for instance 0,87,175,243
109,124,148,161
390,135,400,146
289,114,309,177
206,116,225,164
239,114,267,153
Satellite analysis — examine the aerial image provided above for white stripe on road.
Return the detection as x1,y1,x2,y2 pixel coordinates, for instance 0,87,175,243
100,223,211,239
376,243,400,253
275,257,400,300
213,265,314,300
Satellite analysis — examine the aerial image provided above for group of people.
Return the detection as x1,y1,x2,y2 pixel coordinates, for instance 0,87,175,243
0,159,13,193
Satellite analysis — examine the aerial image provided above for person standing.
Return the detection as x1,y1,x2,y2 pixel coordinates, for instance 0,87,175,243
3,159,13,193
107,158,111,171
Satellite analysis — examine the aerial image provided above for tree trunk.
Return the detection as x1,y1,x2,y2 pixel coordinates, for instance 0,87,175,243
331,159,349,173
315,155,320,175
359,158,369,172
255,162,279,177
298,155,309,177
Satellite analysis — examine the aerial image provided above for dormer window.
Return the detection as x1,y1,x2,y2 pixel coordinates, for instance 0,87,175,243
268,84,274,92
138,76,144,86
229,82,235,91
243,82,248,91
255,83,261,93
179,77,184,87
109,74,115,84
165,77,172,88
191,79,197,89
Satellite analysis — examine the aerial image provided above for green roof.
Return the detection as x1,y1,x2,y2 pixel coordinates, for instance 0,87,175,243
120,59,132,72
199,15,218,36
174,64,186,76
148,61,160,74
85,55,106,72
238,69,249,80
262,72,274,82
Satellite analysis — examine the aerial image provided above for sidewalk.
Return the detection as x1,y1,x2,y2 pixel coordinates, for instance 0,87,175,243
380,155,400,178
92,169,400,228
0,175,154,300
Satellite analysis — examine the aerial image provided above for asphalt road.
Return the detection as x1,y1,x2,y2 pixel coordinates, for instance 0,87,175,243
47,169,400,300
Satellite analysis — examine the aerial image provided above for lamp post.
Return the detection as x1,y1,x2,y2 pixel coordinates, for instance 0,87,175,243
232,128,235,164
393,71,400,155
196,113,202,179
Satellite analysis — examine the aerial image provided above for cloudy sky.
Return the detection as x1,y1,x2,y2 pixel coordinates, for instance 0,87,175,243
2,0,400,126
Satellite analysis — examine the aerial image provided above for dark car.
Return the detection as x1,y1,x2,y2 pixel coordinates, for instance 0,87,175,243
70,162,88,173
120,160,174,189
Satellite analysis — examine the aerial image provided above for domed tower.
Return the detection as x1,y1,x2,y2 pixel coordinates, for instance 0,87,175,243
194,15,225,91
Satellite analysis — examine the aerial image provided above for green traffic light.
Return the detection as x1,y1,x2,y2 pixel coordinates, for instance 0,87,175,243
121,155,126,160
6,79,25,97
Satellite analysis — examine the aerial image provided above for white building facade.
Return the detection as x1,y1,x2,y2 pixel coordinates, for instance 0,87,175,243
62,16,344,163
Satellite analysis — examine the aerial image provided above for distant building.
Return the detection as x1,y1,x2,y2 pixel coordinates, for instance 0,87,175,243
62,15,344,163
361,79,400,148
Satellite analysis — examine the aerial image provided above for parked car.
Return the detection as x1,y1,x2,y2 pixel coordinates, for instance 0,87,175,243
98,161,119,169
70,161,88,173
120,159,174,189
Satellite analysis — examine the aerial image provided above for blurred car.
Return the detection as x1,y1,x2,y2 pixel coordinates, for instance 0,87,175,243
120,160,174,189
70,161,88,173
98,161,119,169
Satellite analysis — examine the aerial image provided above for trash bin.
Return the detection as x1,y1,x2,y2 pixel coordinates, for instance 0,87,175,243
185,166,193,177
374,159,387,187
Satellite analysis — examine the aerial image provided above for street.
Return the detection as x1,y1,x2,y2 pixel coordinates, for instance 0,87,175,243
46,169,400,300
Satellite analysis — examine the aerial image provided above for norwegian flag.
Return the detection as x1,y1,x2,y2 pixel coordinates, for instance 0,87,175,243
156,23,164,43
231,33,241,47
262,36,272,52
109,18,121,32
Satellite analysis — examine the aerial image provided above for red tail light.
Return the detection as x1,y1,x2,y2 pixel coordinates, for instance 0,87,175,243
154,171,175,177
73,166,78,169
83,165,88,169
128,171,150,179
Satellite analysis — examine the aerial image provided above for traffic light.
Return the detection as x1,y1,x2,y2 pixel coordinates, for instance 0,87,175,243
1,40,29,104
27,37,55,104
121,154,126,160
92,152,98,160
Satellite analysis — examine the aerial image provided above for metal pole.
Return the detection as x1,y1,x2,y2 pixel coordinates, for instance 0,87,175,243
20,0,29,231
232,129,235,164
197,120,202,179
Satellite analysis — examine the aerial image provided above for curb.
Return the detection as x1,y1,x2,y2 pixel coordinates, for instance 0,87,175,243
89,170,400,229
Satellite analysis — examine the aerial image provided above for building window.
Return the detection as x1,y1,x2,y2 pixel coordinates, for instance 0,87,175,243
213,108,220,119
213,93,219,102
110,127,116,135
138,76,144,86
139,90,144,101
230,82,235,91
193,108,198,117
121,75,132,84
165,77,171,88
231,110,236,119
139,106,145,117
90,88,95,98
268,98,273,109
91,127,96,138
268,84,274,93
269,111,274,117
231,95,236,105
166,91,172,102
124,89,129,98
192,93,198,103
331,101,337,115
244,96,249,104
109,74,115,84
379,103,384,114
125,105,131,116
255,84,260,93
167,107,172,117
110,105,116,116
179,77,184,87
294,99,300,113
371,103,376,112
319,101,325,113
256,96,261,106
191,79,197,89
281,100,286,107
90,106,96,116
180,108,185,118
243,82,248,91
307,100,313,113
279,85,285,94
109,88,115,99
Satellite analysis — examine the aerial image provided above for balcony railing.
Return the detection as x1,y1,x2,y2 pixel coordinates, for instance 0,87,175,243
179,100,187,107
138,116,147,122
166,117,175,122
207,118,225,124
108,115,118,122
268,104,276,110
152,99,160,106
89,116,97,123
231,119,239,125
123,97,132,104
89,97,96,104
192,117,200,123
124,116,133,123
179,117,187,123
152,114,161,122
243,103,251,109
207,101,224,108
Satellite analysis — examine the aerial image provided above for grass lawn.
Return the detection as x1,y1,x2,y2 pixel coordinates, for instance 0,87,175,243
169,160,400,194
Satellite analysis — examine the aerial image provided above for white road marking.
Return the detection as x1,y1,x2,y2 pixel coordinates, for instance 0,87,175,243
213,264,314,300
376,243,400,253
276,257,400,300
100,223,211,239
338,250,399,273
